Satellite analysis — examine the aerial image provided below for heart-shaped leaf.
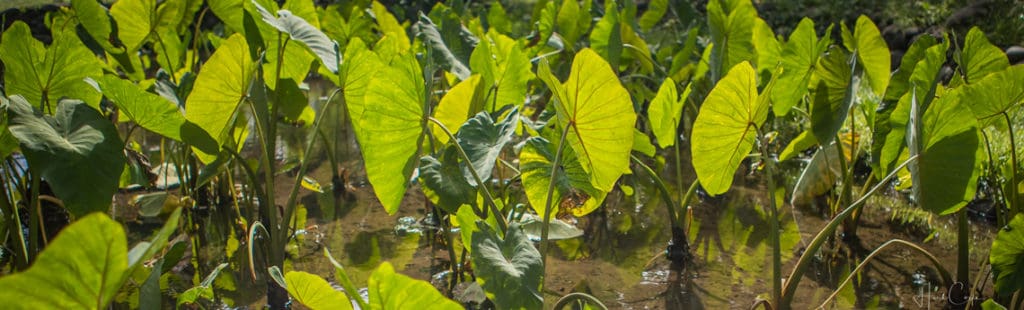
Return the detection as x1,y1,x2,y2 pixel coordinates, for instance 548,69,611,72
415,12,476,80
770,18,822,116
964,65,1024,123
419,146,475,213
909,89,982,215
471,222,543,310
432,74,486,144
7,96,125,216
537,48,636,192
991,214,1024,296
809,46,857,145
648,78,690,148
706,0,756,79
852,15,890,97
355,53,425,214
110,0,183,52
283,271,353,310
0,213,126,309
184,34,256,163
254,3,340,73
469,32,531,112
368,262,462,310
691,62,765,195
0,22,102,110
456,108,519,185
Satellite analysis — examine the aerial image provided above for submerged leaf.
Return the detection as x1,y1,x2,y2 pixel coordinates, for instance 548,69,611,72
7,97,125,216
471,222,543,310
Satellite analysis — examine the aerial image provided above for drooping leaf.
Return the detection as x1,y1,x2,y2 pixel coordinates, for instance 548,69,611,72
791,144,841,206
0,22,102,110
7,97,125,216
469,32,531,112
0,213,126,309
177,263,229,307
537,48,636,192
991,214,1024,296
809,46,857,145
519,137,606,218
91,76,187,141
852,15,890,96
419,146,475,213
184,34,256,163
910,89,981,215
770,18,819,116
590,0,622,68
255,4,340,73
518,213,584,240
71,0,123,53
471,222,543,310
415,13,475,80
456,108,519,185
356,53,425,214
648,78,686,148
964,65,1024,123
368,262,462,310
960,27,1009,84
284,271,354,310
691,62,764,195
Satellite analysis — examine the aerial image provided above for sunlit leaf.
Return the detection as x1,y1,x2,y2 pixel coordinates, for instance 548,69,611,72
852,16,890,96
368,262,462,309
638,0,667,31
356,53,425,215
0,213,126,309
538,48,636,192
961,27,1009,84
71,0,123,52
648,78,687,148
255,3,340,73
91,76,187,141
691,62,764,195
770,18,819,116
707,0,756,79
964,65,1024,123
469,32,531,112
471,222,543,310
910,89,981,215
432,75,486,144
7,97,125,216
284,271,353,310
109,0,183,52
184,34,256,163
519,137,606,218
0,22,102,110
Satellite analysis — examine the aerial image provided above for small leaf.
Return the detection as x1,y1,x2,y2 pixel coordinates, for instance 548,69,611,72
471,222,543,310
255,3,340,73
284,271,353,310
691,62,764,195
638,0,668,31
518,213,583,240
853,15,890,97
648,78,686,148
791,144,841,206
632,128,656,157
368,262,462,310
779,130,818,161
7,97,126,216
0,213,127,309
991,214,1024,296
92,76,187,141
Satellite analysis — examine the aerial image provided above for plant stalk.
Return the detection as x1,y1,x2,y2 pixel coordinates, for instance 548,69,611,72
426,117,508,233
540,125,572,267
1003,112,1020,215
958,209,969,284
761,135,782,307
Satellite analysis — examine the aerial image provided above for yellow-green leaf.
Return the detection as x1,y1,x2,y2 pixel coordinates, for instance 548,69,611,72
691,62,763,195
185,34,256,163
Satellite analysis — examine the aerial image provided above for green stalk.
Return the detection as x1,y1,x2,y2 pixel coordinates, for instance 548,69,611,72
27,167,40,260
957,209,969,284
760,134,782,307
283,89,344,232
673,136,686,225
630,155,681,229
540,125,572,266
780,154,919,308
818,239,952,307
1,163,28,268
426,117,508,233
1003,112,1020,214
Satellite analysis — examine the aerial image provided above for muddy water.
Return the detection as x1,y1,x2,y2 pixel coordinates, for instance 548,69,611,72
129,81,997,309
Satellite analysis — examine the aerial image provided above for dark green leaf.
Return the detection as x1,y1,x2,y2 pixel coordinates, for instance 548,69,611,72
471,222,543,310
456,108,518,185
991,214,1024,295
415,13,475,80
419,147,475,213
809,46,856,145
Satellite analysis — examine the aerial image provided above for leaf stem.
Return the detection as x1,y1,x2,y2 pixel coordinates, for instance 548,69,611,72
540,124,572,268
426,117,508,233
1003,111,1020,214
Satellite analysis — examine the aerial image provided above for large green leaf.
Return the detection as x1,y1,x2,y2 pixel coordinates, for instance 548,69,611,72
519,137,606,218
368,262,462,310
964,65,1024,123
283,271,353,310
184,34,256,163
691,62,764,195
471,222,543,310
255,3,340,73
884,36,938,102
809,46,857,145
638,0,668,31
648,78,688,148
415,12,476,80
909,89,981,215
555,0,591,46
991,214,1024,296
469,32,531,112
7,96,125,216
753,18,781,76
70,0,123,53
356,53,425,214
339,39,382,141
537,48,636,192
706,0,756,80
960,27,1009,84
0,213,126,309
0,22,102,110
852,16,890,97
770,18,820,116
431,75,486,144
456,108,518,185
91,76,187,141
208,0,244,32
